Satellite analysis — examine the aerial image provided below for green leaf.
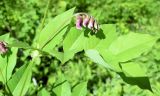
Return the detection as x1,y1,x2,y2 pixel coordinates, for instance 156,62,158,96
0,54,7,83
0,33,31,49
37,88,50,96
119,72,152,91
52,74,71,96
84,24,117,50
95,24,117,49
6,48,18,81
99,49,122,72
0,47,18,83
85,49,113,70
37,7,75,51
8,40,31,49
119,62,152,91
63,27,84,52
108,32,157,62
63,24,117,63
71,82,87,96
42,27,68,52
7,60,33,96
98,33,157,72
0,92,3,96
62,27,86,63
7,64,27,93
120,62,146,77
0,33,18,83
0,33,10,42
49,50,75,64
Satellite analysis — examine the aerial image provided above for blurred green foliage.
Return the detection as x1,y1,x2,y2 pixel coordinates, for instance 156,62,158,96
0,0,160,95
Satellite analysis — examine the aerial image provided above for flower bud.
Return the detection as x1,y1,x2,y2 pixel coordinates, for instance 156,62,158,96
0,41,8,54
83,15,90,27
76,16,83,30
88,16,94,29
74,13,100,33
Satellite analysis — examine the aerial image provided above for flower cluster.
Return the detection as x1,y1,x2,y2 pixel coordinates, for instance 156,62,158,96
0,41,8,54
75,13,99,33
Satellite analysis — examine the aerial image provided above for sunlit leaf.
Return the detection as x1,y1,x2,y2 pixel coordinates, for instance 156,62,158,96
120,62,146,77
49,49,75,64
62,27,85,63
37,7,75,51
52,74,71,96
37,88,50,96
71,82,87,96
6,48,18,81
99,49,122,72
63,24,117,63
0,33,10,42
108,32,157,62
63,27,84,52
84,24,117,50
85,49,114,70
0,48,18,83
7,60,33,96
8,40,31,49
0,34,18,83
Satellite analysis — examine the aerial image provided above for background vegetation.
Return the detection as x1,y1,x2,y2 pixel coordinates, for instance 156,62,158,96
0,0,160,95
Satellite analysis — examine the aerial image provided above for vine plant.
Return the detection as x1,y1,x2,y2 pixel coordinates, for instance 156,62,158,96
0,7,158,96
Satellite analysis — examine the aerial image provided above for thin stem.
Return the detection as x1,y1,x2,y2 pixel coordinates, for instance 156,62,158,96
35,0,51,41
38,0,51,32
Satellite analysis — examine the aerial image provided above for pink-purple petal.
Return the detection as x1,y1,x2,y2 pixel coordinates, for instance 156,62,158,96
0,41,8,54
76,16,83,30
83,16,90,27
88,17,94,29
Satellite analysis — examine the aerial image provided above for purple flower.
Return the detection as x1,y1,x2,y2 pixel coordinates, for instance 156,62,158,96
74,13,100,33
83,15,90,27
88,16,94,29
76,16,83,30
0,41,8,54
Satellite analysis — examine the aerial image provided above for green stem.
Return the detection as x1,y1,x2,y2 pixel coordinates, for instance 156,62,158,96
34,0,51,42
39,0,51,32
